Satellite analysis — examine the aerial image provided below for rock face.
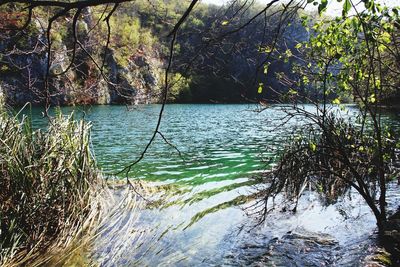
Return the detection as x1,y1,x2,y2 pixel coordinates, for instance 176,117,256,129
103,48,163,105
0,13,164,106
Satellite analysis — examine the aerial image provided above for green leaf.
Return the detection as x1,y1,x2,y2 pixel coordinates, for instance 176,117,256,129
263,63,270,74
369,94,376,103
343,0,351,17
285,49,293,58
310,143,317,151
378,44,386,52
332,98,341,104
365,0,372,9
375,79,381,89
264,46,273,53
302,76,310,85
381,31,391,43
318,0,328,15
258,83,263,94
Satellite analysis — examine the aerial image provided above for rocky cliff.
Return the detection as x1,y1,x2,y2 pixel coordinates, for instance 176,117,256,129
0,2,311,105
0,9,164,106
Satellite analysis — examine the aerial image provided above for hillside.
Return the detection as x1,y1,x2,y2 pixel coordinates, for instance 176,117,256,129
0,1,309,105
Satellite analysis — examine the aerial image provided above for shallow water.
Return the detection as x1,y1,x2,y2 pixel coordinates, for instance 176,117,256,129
26,104,400,266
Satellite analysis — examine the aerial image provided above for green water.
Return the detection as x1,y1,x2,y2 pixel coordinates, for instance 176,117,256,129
29,104,291,182
26,104,400,266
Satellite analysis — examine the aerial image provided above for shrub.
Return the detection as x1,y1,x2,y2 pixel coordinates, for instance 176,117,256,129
252,111,399,232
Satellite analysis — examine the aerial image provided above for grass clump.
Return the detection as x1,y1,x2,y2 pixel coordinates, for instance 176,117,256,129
0,108,101,266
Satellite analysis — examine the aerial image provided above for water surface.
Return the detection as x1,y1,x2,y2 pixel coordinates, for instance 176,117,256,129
26,104,400,266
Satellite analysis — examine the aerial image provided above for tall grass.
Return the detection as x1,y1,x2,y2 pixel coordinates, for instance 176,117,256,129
0,108,102,266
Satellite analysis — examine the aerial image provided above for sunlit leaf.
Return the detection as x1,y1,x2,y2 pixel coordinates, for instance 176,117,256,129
381,31,391,43
263,63,270,75
369,94,376,103
310,143,317,151
264,46,273,53
302,76,310,85
343,0,351,17
258,83,263,94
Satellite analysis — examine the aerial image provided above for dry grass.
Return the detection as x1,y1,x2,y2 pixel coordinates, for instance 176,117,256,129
0,108,103,266
35,185,141,267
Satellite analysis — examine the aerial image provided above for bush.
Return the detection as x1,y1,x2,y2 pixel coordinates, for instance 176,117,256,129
252,111,398,232
0,110,101,265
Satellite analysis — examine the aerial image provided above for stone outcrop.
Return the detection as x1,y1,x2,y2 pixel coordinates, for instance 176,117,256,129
0,13,164,106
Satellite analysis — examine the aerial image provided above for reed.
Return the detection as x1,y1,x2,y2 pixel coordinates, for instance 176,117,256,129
0,108,102,266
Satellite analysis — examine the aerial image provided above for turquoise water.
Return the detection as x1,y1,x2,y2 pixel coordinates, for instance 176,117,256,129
26,104,400,266
28,104,293,182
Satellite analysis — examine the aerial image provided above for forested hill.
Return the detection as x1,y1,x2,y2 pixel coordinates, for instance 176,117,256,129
0,1,309,105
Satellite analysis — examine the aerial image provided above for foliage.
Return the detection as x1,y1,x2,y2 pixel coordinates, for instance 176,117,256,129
0,0,312,104
0,110,101,265
100,14,142,67
300,3,399,105
254,111,397,212
168,73,192,102
256,0,400,237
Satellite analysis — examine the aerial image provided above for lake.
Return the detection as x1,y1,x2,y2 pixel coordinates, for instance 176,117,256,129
26,104,400,266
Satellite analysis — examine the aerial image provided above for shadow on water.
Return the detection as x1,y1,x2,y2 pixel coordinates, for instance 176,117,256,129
24,104,400,266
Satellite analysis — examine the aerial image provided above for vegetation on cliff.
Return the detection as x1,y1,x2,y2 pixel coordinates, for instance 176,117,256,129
0,0,311,105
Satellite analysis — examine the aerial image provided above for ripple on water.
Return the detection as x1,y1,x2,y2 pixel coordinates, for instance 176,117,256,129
25,104,400,266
